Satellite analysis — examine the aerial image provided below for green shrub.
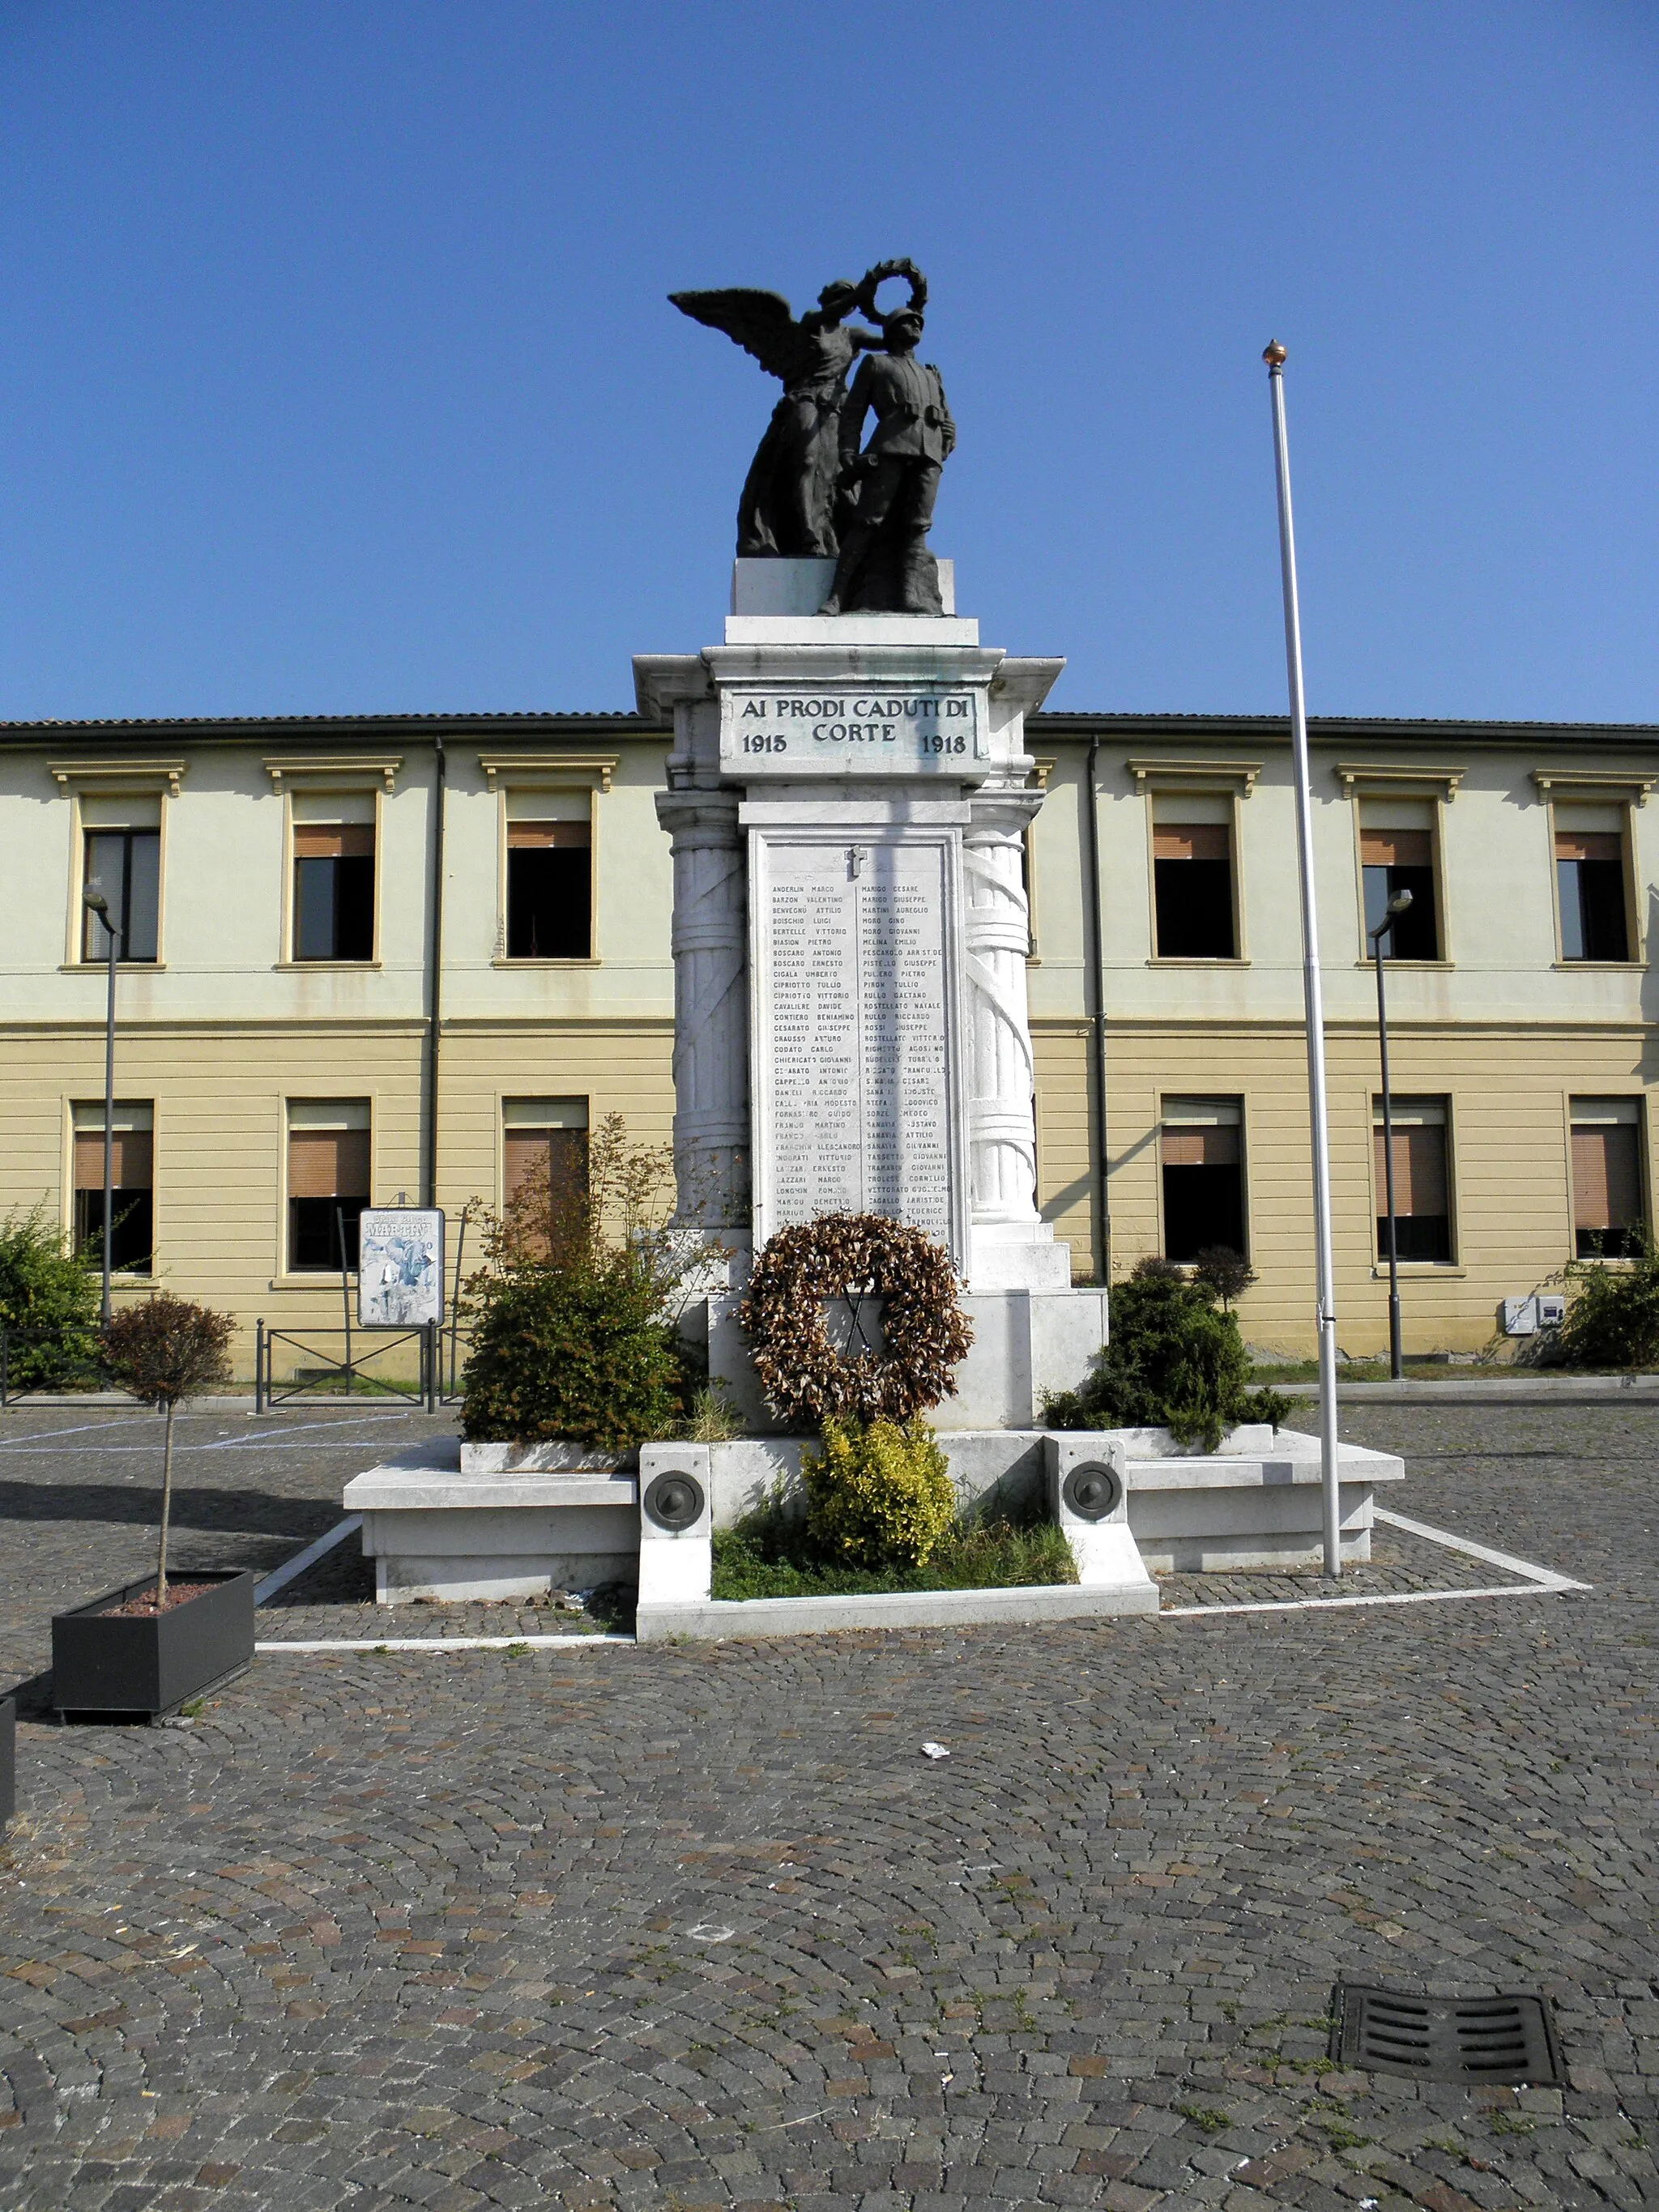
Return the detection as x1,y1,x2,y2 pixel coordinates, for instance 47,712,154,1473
0,1206,100,1391
457,1113,725,1452
804,1416,957,1571
460,1264,693,1452
1552,1238,1659,1369
1043,1257,1294,1451
711,1504,1077,1600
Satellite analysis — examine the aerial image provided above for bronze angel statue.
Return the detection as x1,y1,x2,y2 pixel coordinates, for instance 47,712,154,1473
671,265,922,559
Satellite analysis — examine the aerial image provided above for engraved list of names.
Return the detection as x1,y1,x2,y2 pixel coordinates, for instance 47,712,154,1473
760,837,957,1253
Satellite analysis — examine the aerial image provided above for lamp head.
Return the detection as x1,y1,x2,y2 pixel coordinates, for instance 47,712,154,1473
1387,888,1414,916
82,886,109,915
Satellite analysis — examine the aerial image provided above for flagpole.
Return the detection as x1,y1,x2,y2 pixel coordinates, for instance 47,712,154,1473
1264,340,1341,1579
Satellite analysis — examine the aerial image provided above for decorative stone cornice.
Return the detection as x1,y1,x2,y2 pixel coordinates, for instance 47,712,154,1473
1127,757,1261,797
263,753,401,792
478,752,617,793
49,758,186,798
1335,761,1465,802
1531,768,1655,808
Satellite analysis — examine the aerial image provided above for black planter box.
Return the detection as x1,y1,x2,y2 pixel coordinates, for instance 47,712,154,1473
52,1571,255,1721
0,1697,14,1827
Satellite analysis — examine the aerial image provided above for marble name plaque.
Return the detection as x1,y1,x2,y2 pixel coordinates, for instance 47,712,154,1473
721,684,987,777
752,832,966,1262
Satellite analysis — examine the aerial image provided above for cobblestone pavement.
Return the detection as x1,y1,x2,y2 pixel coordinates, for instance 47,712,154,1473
1153,1515,1533,1610
0,1402,1650,2210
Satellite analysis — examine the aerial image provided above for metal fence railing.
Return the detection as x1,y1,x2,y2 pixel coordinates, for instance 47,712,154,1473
0,1317,472,1411
254,1319,456,1413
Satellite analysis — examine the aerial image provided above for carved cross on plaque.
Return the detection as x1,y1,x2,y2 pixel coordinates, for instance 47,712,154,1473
846,846,865,879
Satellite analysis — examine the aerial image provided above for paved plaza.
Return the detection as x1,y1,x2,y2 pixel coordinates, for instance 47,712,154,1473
0,1400,1651,2210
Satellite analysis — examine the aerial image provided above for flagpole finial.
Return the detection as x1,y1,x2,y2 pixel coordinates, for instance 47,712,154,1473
1263,339,1287,367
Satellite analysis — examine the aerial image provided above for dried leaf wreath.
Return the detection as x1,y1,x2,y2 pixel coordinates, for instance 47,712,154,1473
739,1212,974,1426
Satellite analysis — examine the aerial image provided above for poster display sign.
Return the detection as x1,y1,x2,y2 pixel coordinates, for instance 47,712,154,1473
357,1208,445,1328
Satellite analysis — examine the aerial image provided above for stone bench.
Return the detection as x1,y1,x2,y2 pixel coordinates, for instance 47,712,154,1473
343,1439,637,1604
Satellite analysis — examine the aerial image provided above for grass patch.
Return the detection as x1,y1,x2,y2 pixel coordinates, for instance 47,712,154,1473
1175,2103,1232,2133
710,1504,1077,1602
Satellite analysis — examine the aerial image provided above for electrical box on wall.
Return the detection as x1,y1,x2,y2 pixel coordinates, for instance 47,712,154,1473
1503,1293,1565,1336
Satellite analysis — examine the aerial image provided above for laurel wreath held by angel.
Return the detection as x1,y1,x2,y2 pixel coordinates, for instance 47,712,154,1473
669,260,950,614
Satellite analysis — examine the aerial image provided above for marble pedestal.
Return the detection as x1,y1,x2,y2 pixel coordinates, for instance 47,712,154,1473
639,559,1107,1429
697,1284,1107,1432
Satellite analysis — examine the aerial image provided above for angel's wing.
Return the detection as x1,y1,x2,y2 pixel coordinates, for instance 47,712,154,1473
669,288,798,381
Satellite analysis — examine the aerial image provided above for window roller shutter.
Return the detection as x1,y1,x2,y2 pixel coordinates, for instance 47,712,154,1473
75,1128,152,1188
507,821,591,850
1360,829,1431,867
1162,1127,1239,1167
1573,1124,1639,1232
288,1128,371,1200
1376,1126,1447,1217
1555,829,1621,864
1153,824,1229,862
293,824,374,859
1573,1129,1612,1230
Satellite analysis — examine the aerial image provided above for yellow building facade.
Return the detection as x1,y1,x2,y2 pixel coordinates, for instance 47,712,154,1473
2,707,1655,1369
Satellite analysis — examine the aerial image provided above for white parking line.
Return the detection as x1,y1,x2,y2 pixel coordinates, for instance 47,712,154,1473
254,1516,362,1604
256,1633,630,1652
1160,1506,1590,1617
1371,1505,1590,1589
245,1507,1593,1652
0,1417,159,1448
197,1413,420,1451
1161,1580,1582,1619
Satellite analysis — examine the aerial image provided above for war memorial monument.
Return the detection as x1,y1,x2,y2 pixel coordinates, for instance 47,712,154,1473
346,263,1401,1627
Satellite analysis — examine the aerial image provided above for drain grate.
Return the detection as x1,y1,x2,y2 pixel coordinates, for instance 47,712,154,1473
1333,1982,1562,2085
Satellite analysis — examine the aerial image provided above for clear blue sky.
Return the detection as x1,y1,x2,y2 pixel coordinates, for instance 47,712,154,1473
4,2,1656,722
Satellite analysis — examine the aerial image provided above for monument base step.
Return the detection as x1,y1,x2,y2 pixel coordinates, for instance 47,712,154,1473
636,1576,1159,1643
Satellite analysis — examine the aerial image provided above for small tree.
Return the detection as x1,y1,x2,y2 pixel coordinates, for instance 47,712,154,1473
101,1297,234,1605
0,1205,100,1392
1191,1245,1256,1312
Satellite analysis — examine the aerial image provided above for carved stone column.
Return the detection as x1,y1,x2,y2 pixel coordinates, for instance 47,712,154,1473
962,789,1044,1232
654,787,750,1271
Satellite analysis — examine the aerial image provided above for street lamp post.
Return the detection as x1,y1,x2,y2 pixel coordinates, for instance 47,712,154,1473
1368,888,1414,1381
82,887,123,1327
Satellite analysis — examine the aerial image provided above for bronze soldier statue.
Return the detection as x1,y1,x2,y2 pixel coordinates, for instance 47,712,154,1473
669,279,881,557
819,264,955,616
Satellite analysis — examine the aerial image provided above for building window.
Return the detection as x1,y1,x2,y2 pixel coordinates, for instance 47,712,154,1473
287,1100,371,1270
1571,1097,1644,1259
292,823,375,961
1161,1097,1244,1262
72,1102,153,1272
1374,1096,1452,1263
1153,823,1235,958
506,820,591,958
82,829,160,962
1555,815,1629,961
1361,819,1438,959
502,1098,591,1259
